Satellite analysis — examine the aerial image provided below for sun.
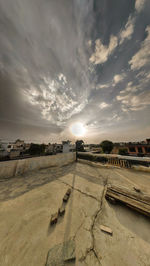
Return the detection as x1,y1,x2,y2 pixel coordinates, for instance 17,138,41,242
70,122,86,137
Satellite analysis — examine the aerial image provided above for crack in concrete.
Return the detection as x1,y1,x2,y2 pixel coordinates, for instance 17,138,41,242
73,218,85,241
57,177,108,265
89,177,108,265
57,179,100,202
77,186,107,265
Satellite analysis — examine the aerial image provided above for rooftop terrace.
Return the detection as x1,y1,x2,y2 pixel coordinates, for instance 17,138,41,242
0,160,150,266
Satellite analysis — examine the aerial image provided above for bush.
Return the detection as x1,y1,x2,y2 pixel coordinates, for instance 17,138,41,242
28,143,46,156
76,140,84,152
100,140,114,154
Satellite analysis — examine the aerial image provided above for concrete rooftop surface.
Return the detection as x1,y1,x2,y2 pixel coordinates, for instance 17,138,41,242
0,162,150,266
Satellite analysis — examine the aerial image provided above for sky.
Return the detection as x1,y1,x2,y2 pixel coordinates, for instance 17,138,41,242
0,0,150,143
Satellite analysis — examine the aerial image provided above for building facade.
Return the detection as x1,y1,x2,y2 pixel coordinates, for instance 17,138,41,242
112,139,150,157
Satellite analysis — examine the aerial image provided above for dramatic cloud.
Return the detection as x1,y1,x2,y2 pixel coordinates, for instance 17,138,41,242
135,0,146,13
89,35,118,65
99,102,110,109
117,90,150,111
0,0,150,143
120,82,137,93
129,26,150,70
119,16,135,44
96,83,111,90
113,73,126,85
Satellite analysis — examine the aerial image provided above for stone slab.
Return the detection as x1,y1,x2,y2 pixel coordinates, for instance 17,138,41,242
45,239,76,266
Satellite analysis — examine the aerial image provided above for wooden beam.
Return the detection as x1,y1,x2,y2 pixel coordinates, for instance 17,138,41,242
105,185,150,217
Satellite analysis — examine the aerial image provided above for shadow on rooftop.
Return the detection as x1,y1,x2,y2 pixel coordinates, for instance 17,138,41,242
0,162,107,202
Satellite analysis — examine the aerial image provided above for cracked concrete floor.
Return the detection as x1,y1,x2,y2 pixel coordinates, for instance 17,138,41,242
0,162,150,266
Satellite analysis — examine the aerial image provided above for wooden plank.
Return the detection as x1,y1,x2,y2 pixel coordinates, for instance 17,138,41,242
100,225,113,235
106,190,150,212
107,189,150,207
106,186,150,217
107,185,150,205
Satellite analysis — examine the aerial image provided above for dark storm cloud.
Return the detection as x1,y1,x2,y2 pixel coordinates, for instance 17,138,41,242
0,0,150,142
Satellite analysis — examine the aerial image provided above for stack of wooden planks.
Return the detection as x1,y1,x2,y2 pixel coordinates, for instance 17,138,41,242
105,184,150,217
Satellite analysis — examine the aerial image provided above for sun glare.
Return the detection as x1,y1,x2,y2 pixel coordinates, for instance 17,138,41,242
70,122,86,137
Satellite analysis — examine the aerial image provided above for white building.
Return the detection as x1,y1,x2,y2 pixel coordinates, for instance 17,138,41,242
0,141,9,159
62,141,75,153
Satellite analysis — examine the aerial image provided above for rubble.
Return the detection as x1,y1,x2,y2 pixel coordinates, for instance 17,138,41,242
50,189,72,226
66,188,71,196
133,186,141,193
63,188,72,202
50,212,58,225
58,204,65,216
63,194,69,202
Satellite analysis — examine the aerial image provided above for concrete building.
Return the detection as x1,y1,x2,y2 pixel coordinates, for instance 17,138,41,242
56,144,63,153
112,139,150,157
45,143,63,155
15,139,24,146
7,139,29,155
14,139,25,153
0,141,9,151
126,142,150,156
45,143,56,154
62,141,75,153
24,143,31,152
62,141,71,153
7,143,15,153
9,149,20,159
0,141,9,159
0,139,30,159
0,149,8,159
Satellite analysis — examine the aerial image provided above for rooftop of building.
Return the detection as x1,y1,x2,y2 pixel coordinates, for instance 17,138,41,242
0,160,150,265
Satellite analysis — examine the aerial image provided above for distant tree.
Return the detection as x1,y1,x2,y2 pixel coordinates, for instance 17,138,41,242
100,140,114,154
118,148,128,155
28,143,46,155
76,140,84,152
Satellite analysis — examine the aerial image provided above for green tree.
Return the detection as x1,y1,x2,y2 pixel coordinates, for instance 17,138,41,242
28,143,46,155
76,140,84,152
100,140,114,154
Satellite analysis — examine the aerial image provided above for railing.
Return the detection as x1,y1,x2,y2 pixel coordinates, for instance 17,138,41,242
77,152,150,169
107,158,131,168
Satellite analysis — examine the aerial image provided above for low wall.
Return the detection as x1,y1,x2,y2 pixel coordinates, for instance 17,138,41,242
0,152,76,179
78,152,150,169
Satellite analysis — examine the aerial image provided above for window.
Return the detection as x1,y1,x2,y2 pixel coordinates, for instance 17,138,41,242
129,147,136,152
138,147,142,153
145,147,150,153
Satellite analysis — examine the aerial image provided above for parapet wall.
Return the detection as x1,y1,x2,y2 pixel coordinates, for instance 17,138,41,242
78,152,150,170
0,152,76,179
